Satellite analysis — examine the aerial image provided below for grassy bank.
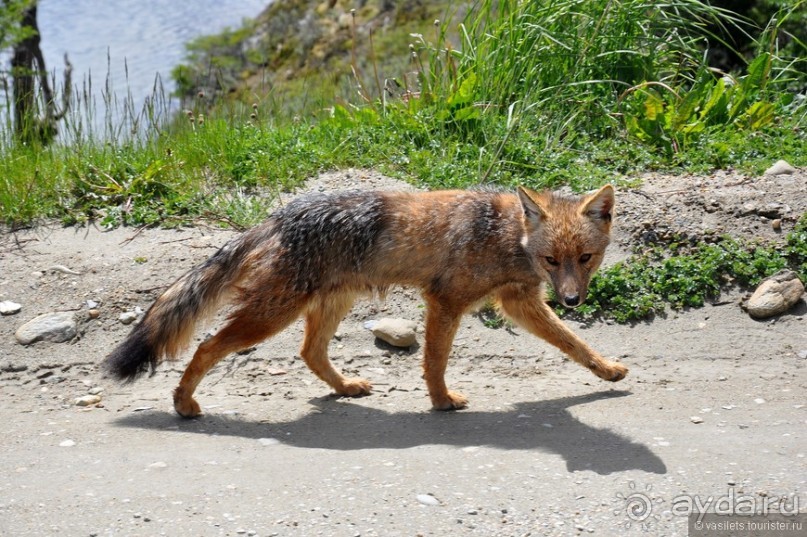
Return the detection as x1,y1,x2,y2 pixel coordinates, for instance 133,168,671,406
1,0,805,320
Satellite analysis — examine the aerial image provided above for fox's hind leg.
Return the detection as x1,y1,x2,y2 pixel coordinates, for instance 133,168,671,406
301,292,372,397
173,297,305,418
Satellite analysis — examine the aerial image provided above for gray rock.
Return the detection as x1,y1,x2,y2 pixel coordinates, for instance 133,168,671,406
416,493,440,506
15,312,77,345
119,311,138,325
747,270,805,319
365,318,418,347
764,160,797,176
75,394,102,407
0,301,22,315
48,264,81,275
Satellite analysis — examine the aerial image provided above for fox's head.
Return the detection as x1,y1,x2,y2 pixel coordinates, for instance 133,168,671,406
517,185,614,308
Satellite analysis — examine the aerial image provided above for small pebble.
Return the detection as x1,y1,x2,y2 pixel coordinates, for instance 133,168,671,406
416,494,440,506
690,416,704,424
75,394,102,407
119,312,138,325
49,264,81,275
0,301,22,315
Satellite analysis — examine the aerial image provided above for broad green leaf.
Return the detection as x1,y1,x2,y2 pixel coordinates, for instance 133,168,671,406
742,53,772,95
680,121,706,135
643,92,664,121
453,105,480,122
448,73,477,107
674,88,703,130
701,78,730,125
330,105,354,128
742,101,775,130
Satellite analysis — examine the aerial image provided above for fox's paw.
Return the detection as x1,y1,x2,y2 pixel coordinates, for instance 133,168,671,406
431,390,469,411
335,377,373,397
591,360,628,382
173,388,202,419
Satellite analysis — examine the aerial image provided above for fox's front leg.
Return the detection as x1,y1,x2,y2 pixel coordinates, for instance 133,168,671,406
422,298,467,410
496,285,628,381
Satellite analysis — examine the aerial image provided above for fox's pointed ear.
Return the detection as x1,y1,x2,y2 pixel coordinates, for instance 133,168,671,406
580,184,614,223
517,186,546,227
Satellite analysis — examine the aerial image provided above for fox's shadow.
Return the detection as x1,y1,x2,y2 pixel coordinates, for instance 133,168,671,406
114,390,666,475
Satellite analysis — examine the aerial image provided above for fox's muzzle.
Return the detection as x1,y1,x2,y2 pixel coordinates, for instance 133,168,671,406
562,293,581,308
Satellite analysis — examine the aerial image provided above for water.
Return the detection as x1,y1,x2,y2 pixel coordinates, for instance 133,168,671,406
37,0,267,134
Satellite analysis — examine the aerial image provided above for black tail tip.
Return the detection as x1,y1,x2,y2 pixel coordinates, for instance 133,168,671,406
102,327,159,383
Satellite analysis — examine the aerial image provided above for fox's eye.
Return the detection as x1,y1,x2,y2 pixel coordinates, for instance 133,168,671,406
545,256,559,266
579,253,592,263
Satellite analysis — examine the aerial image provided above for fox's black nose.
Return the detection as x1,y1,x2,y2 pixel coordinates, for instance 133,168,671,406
564,294,580,307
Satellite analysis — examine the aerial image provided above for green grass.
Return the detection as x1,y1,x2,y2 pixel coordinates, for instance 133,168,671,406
3,98,802,229
566,214,807,322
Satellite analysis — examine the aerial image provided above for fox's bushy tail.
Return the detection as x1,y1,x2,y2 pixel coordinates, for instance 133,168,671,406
102,229,264,382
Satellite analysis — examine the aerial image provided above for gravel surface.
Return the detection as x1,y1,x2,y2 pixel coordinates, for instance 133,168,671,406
1,167,805,536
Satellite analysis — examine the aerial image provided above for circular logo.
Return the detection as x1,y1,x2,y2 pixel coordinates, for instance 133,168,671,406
624,492,653,522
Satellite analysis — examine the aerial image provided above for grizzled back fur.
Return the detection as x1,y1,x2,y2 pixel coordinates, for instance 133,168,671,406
272,191,388,293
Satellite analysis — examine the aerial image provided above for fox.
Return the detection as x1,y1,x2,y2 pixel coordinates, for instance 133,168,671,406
102,185,628,418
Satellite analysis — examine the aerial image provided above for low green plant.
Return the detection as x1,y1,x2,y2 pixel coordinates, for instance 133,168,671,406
784,213,807,278
570,216,807,322
475,302,509,329
622,52,780,154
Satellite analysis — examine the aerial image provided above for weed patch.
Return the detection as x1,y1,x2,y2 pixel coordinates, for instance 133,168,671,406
569,216,807,322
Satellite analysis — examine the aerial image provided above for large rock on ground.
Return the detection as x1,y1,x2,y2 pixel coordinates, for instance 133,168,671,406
365,318,418,347
764,160,797,176
15,312,78,345
746,270,805,319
